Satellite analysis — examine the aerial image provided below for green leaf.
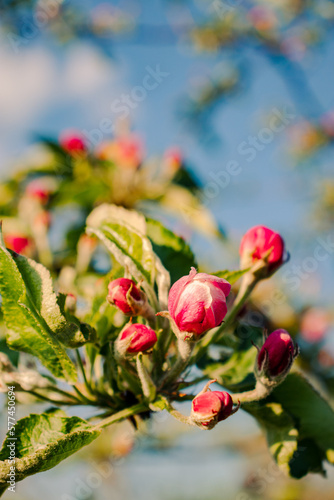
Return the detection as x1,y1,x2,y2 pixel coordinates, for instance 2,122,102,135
87,204,155,281
0,240,77,383
86,204,171,307
0,409,101,494
203,347,257,391
245,401,299,476
14,255,78,341
146,217,197,284
272,373,334,467
212,268,249,285
245,372,334,478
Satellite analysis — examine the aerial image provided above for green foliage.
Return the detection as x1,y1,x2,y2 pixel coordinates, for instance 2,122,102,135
0,409,101,495
146,217,197,284
246,372,334,478
203,347,257,392
86,204,170,307
0,234,77,383
212,268,250,285
0,202,333,488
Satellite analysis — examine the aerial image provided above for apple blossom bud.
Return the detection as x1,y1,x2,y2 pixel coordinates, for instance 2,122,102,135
107,278,149,316
190,381,239,430
239,225,285,272
115,323,157,357
164,147,183,171
59,130,87,157
96,136,143,169
166,268,231,340
25,179,54,204
4,235,31,254
257,329,298,378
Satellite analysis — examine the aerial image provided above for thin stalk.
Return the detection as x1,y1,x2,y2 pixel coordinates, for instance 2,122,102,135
26,390,76,405
95,403,148,429
47,386,82,404
163,400,195,426
159,339,195,389
193,273,257,363
73,385,97,405
231,381,271,404
76,349,94,395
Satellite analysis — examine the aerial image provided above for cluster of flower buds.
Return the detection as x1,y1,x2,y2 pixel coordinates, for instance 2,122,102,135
239,225,286,278
107,278,154,319
115,323,157,358
255,329,299,386
163,267,231,341
190,380,239,430
107,223,299,430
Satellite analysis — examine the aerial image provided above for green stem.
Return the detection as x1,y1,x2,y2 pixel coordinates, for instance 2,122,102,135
231,381,271,404
47,386,82,404
76,349,94,395
73,385,97,405
163,399,195,426
193,273,258,363
159,339,195,388
26,390,76,405
95,403,148,429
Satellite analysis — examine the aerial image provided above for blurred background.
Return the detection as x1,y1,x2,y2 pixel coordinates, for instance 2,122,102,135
1,0,334,499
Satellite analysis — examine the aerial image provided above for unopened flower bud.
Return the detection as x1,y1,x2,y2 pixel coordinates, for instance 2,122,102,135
4,235,31,255
165,268,231,340
239,225,285,274
164,147,183,172
59,130,87,158
115,323,157,357
257,329,298,379
25,178,55,205
107,278,151,317
190,380,239,430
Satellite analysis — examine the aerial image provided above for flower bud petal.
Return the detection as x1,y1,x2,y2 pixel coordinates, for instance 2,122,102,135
107,278,144,315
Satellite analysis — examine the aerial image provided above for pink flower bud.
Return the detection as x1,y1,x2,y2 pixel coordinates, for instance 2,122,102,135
257,329,297,377
239,225,285,271
96,135,143,169
107,278,146,316
59,130,87,157
4,235,31,255
167,268,231,337
118,323,157,354
25,178,56,205
164,147,183,171
190,381,238,429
